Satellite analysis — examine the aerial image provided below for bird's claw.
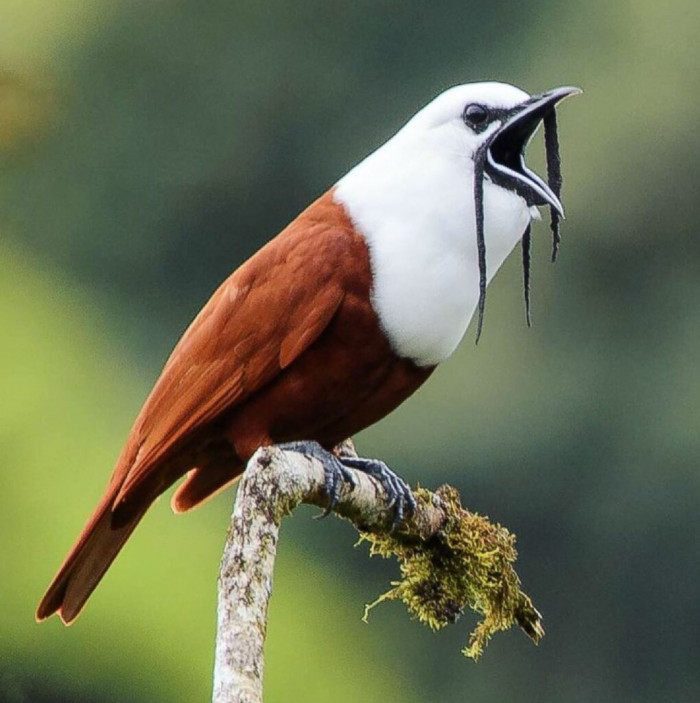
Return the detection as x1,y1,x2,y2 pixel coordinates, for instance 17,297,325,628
318,458,358,518
276,440,358,518
339,456,415,530
277,441,411,528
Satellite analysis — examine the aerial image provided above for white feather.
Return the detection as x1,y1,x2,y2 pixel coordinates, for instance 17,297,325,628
335,82,538,366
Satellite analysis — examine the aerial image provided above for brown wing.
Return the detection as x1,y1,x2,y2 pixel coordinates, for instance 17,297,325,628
113,190,351,504
36,190,358,623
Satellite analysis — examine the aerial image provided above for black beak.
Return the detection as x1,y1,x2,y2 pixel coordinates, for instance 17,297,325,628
485,86,582,216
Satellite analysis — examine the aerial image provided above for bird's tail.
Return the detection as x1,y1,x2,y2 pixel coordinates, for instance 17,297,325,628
36,441,245,624
36,432,158,625
35,489,150,624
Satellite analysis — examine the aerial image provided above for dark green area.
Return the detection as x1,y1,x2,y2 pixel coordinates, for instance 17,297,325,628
3,1,700,701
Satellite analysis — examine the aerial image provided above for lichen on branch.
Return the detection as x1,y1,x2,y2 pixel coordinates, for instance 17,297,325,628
360,485,544,660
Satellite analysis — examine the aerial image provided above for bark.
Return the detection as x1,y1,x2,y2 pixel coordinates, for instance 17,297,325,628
211,443,446,703
211,443,543,702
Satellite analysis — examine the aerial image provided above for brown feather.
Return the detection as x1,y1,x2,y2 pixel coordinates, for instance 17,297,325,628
35,492,149,624
37,188,434,623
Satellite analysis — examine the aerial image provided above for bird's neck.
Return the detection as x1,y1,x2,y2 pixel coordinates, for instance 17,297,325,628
334,131,532,366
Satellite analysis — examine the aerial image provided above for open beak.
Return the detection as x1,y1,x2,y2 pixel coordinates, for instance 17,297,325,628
485,86,582,216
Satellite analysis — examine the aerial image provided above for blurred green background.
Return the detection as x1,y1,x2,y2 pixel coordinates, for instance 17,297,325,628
3,1,700,701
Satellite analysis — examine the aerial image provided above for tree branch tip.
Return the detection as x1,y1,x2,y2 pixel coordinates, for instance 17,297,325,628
360,483,544,660
213,443,544,702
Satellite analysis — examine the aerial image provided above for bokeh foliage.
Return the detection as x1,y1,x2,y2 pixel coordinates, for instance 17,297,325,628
2,1,700,701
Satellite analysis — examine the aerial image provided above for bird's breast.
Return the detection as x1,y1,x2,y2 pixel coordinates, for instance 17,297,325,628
363,224,476,366
335,144,530,366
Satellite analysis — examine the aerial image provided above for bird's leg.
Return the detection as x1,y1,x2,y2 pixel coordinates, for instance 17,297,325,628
277,441,358,517
277,441,414,529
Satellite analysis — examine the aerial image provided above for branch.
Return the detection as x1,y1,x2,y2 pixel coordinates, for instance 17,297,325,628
212,444,543,703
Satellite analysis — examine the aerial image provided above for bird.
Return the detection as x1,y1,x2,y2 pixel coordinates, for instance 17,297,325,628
37,81,580,624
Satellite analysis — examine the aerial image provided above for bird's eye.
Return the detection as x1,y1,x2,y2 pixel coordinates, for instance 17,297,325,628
463,103,489,126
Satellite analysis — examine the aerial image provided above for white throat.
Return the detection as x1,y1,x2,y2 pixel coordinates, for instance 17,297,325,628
335,119,534,367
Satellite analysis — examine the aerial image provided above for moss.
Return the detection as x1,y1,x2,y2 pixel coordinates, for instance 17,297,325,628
361,485,544,660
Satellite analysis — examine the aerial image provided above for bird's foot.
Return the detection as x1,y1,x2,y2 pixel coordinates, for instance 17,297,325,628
340,456,416,530
277,441,358,517
277,441,414,529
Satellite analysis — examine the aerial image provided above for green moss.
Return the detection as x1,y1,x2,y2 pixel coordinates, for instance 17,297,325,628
362,485,544,660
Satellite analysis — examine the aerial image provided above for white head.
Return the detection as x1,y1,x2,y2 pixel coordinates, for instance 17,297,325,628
335,81,579,365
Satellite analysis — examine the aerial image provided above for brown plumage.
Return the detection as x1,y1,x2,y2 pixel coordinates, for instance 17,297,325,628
36,189,433,624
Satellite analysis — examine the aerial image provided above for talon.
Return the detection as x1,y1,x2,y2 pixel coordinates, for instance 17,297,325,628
390,503,404,532
317,457,349,518
405,491,417,516
338,455,413,529
277,440,357,518
277,442,412,526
